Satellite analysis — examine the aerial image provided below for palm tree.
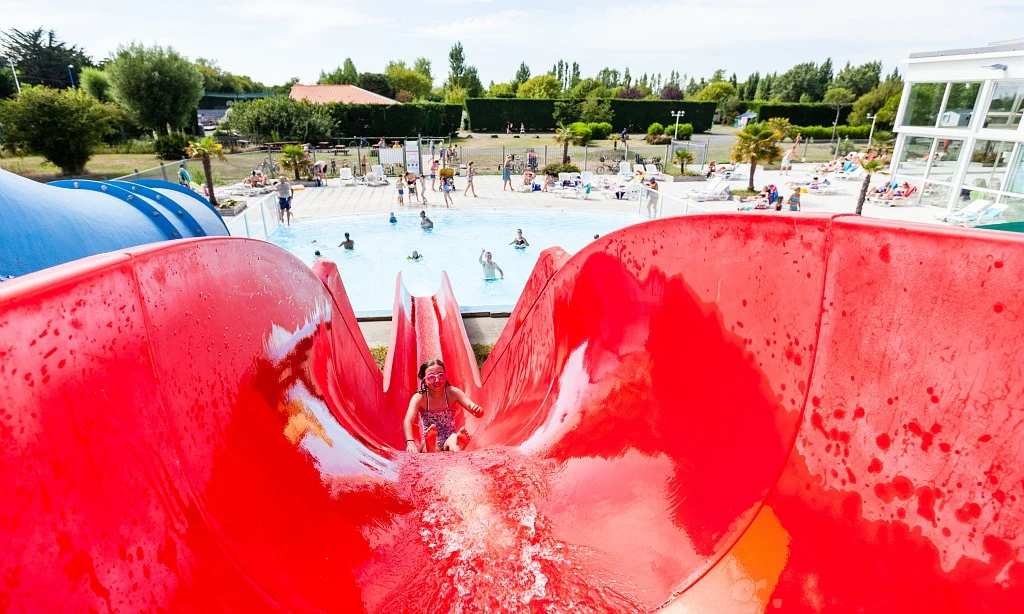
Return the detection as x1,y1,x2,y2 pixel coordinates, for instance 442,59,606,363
855,157,888,215
186,136,226,207
554,122,585,164
767,117,793,142
731,122,781,192
281,144,311,181
674,149,694,175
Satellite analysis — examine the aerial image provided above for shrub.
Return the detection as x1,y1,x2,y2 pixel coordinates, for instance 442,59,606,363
647,122,665,136
664,122,693,140
542,162,581,175
645,134,672,145
466,99,715,132
568,121,593,144
0,85,114,175
579,99,613,124
588,121,613,140
154,132,191,160
789,125,871,140
757,102,852,127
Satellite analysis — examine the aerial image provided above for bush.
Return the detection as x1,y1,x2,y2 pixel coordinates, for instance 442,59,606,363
664,122,693,140
579,99,613,124
645,134,672,145
542,162,581,175
0,85,114,175
588,121,613,140
568,122,593,144
647,122,665,136
154,132,191,160
790,125,871,140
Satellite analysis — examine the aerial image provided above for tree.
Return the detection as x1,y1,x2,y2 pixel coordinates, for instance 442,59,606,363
488,82,515,97
660,85,684,100
447,42,466,90
731,122,781,191
319,58,358,85
224,97,333,142
832,61,882,98
386,62,432,99
616,87,644,99
356,73,395,99
554,122,587,163
694,81,737,124
849,77,904,126
186,136,225,207
674,149,694,174
767,117,793,141
413,57,432,82
579,98,613,124
772,62,830,102
280,144,311,182
855,158,887,215
79,67,112,102
515,62,530,85
444,86,467,105
0,66,16,99
107,44,203,131
553,99,582,125
517,75,561,99
0,85,113,174
0,27,91,89
824,87,856,142
569,78,608,100
462,66,484,98
195,58,265,93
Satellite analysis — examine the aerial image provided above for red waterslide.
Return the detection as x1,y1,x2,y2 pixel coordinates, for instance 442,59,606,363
0,214,1021,612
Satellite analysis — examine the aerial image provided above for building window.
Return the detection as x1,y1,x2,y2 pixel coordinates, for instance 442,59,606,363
926,139,965,183
984,80,1024,130
903,83,946,127
966,140,1014,192
896,136,934,177
1007,145,1024,195
938,82,981,128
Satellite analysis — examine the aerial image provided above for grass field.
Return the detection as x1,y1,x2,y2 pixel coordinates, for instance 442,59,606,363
0,153,162,183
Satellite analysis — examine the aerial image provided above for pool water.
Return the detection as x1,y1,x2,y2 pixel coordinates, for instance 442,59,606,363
268,210,643,313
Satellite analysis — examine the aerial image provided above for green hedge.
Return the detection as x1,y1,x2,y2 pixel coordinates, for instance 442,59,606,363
465,99,558,131
465,98,716,132
324,102,462,137
755,102,851,127
609,100,715,133
791,125,871,140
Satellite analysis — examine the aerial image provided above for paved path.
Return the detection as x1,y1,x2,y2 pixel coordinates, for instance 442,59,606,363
283,163,947,227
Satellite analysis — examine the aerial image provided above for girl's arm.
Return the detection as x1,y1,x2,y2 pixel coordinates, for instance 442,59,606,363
403,394,422,452
449,387,484,418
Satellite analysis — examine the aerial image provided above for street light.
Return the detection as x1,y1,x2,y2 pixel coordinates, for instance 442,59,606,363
67,64,75,90
671,110,686,139
866,113,879,149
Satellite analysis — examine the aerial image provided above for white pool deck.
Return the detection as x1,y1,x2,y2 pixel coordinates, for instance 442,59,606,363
244,163,948,227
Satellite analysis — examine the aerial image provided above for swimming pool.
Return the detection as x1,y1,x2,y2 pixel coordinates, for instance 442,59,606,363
268,209,644,313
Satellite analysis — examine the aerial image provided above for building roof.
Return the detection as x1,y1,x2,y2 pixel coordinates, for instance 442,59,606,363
289,84,399,105
909,40,1024,60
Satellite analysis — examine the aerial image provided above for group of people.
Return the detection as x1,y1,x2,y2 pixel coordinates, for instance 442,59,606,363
738,184,802,211
395,159,478,207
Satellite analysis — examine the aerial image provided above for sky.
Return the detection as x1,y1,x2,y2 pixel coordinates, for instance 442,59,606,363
3,0,1024,88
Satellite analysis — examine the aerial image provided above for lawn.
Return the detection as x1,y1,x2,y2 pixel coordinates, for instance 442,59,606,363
0,153,163,183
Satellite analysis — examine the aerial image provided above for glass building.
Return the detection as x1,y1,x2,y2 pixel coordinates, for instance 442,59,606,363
893,40,1024,221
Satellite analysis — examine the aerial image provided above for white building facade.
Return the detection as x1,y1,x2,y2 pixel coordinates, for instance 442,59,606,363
892,40,1024,221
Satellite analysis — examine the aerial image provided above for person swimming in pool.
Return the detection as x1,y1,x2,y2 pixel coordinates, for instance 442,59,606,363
420,210,434,230
509,228,530,248
389,212,397,224
338,232,354,249
407,250,423,261
479,249,503,280
403,359,484,452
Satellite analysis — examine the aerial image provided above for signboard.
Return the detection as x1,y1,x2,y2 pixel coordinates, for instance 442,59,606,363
405,140,421,176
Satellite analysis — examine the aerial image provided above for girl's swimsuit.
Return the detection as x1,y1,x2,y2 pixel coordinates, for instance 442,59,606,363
419,388,456,447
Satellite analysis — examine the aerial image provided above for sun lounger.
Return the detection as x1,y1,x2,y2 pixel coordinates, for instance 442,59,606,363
338,167,355,186
689,177,729,201
947,201,1006,227
618,160,633,179
936,199,989,222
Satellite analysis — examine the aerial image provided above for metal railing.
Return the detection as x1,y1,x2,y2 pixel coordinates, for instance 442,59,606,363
221,193,280,239
637,185,708,220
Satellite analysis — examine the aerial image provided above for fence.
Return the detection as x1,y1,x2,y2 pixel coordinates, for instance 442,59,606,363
221,194,281,240
637,185,708,220
705,138,872,166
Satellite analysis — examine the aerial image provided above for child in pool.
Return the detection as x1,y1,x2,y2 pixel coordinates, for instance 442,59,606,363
403,359,484,452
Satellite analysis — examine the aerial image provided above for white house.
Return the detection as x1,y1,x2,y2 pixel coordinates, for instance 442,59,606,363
891,39,1024,220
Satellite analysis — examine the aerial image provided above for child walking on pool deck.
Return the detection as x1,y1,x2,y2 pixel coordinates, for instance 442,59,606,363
404,359,484,452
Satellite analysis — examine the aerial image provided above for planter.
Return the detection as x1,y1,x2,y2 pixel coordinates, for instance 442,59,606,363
216,202,248,217
672,175,706,182
763,165,782,171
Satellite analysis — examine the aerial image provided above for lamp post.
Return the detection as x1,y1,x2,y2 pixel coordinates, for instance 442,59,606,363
7,58,20,93
866,113,879,150
67,64,75,90
671,110,685,139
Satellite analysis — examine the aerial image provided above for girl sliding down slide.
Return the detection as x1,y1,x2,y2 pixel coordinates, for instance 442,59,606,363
403,359,484,452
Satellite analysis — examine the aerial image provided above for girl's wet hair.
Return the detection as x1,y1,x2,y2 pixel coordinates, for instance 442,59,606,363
418,359,450,392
